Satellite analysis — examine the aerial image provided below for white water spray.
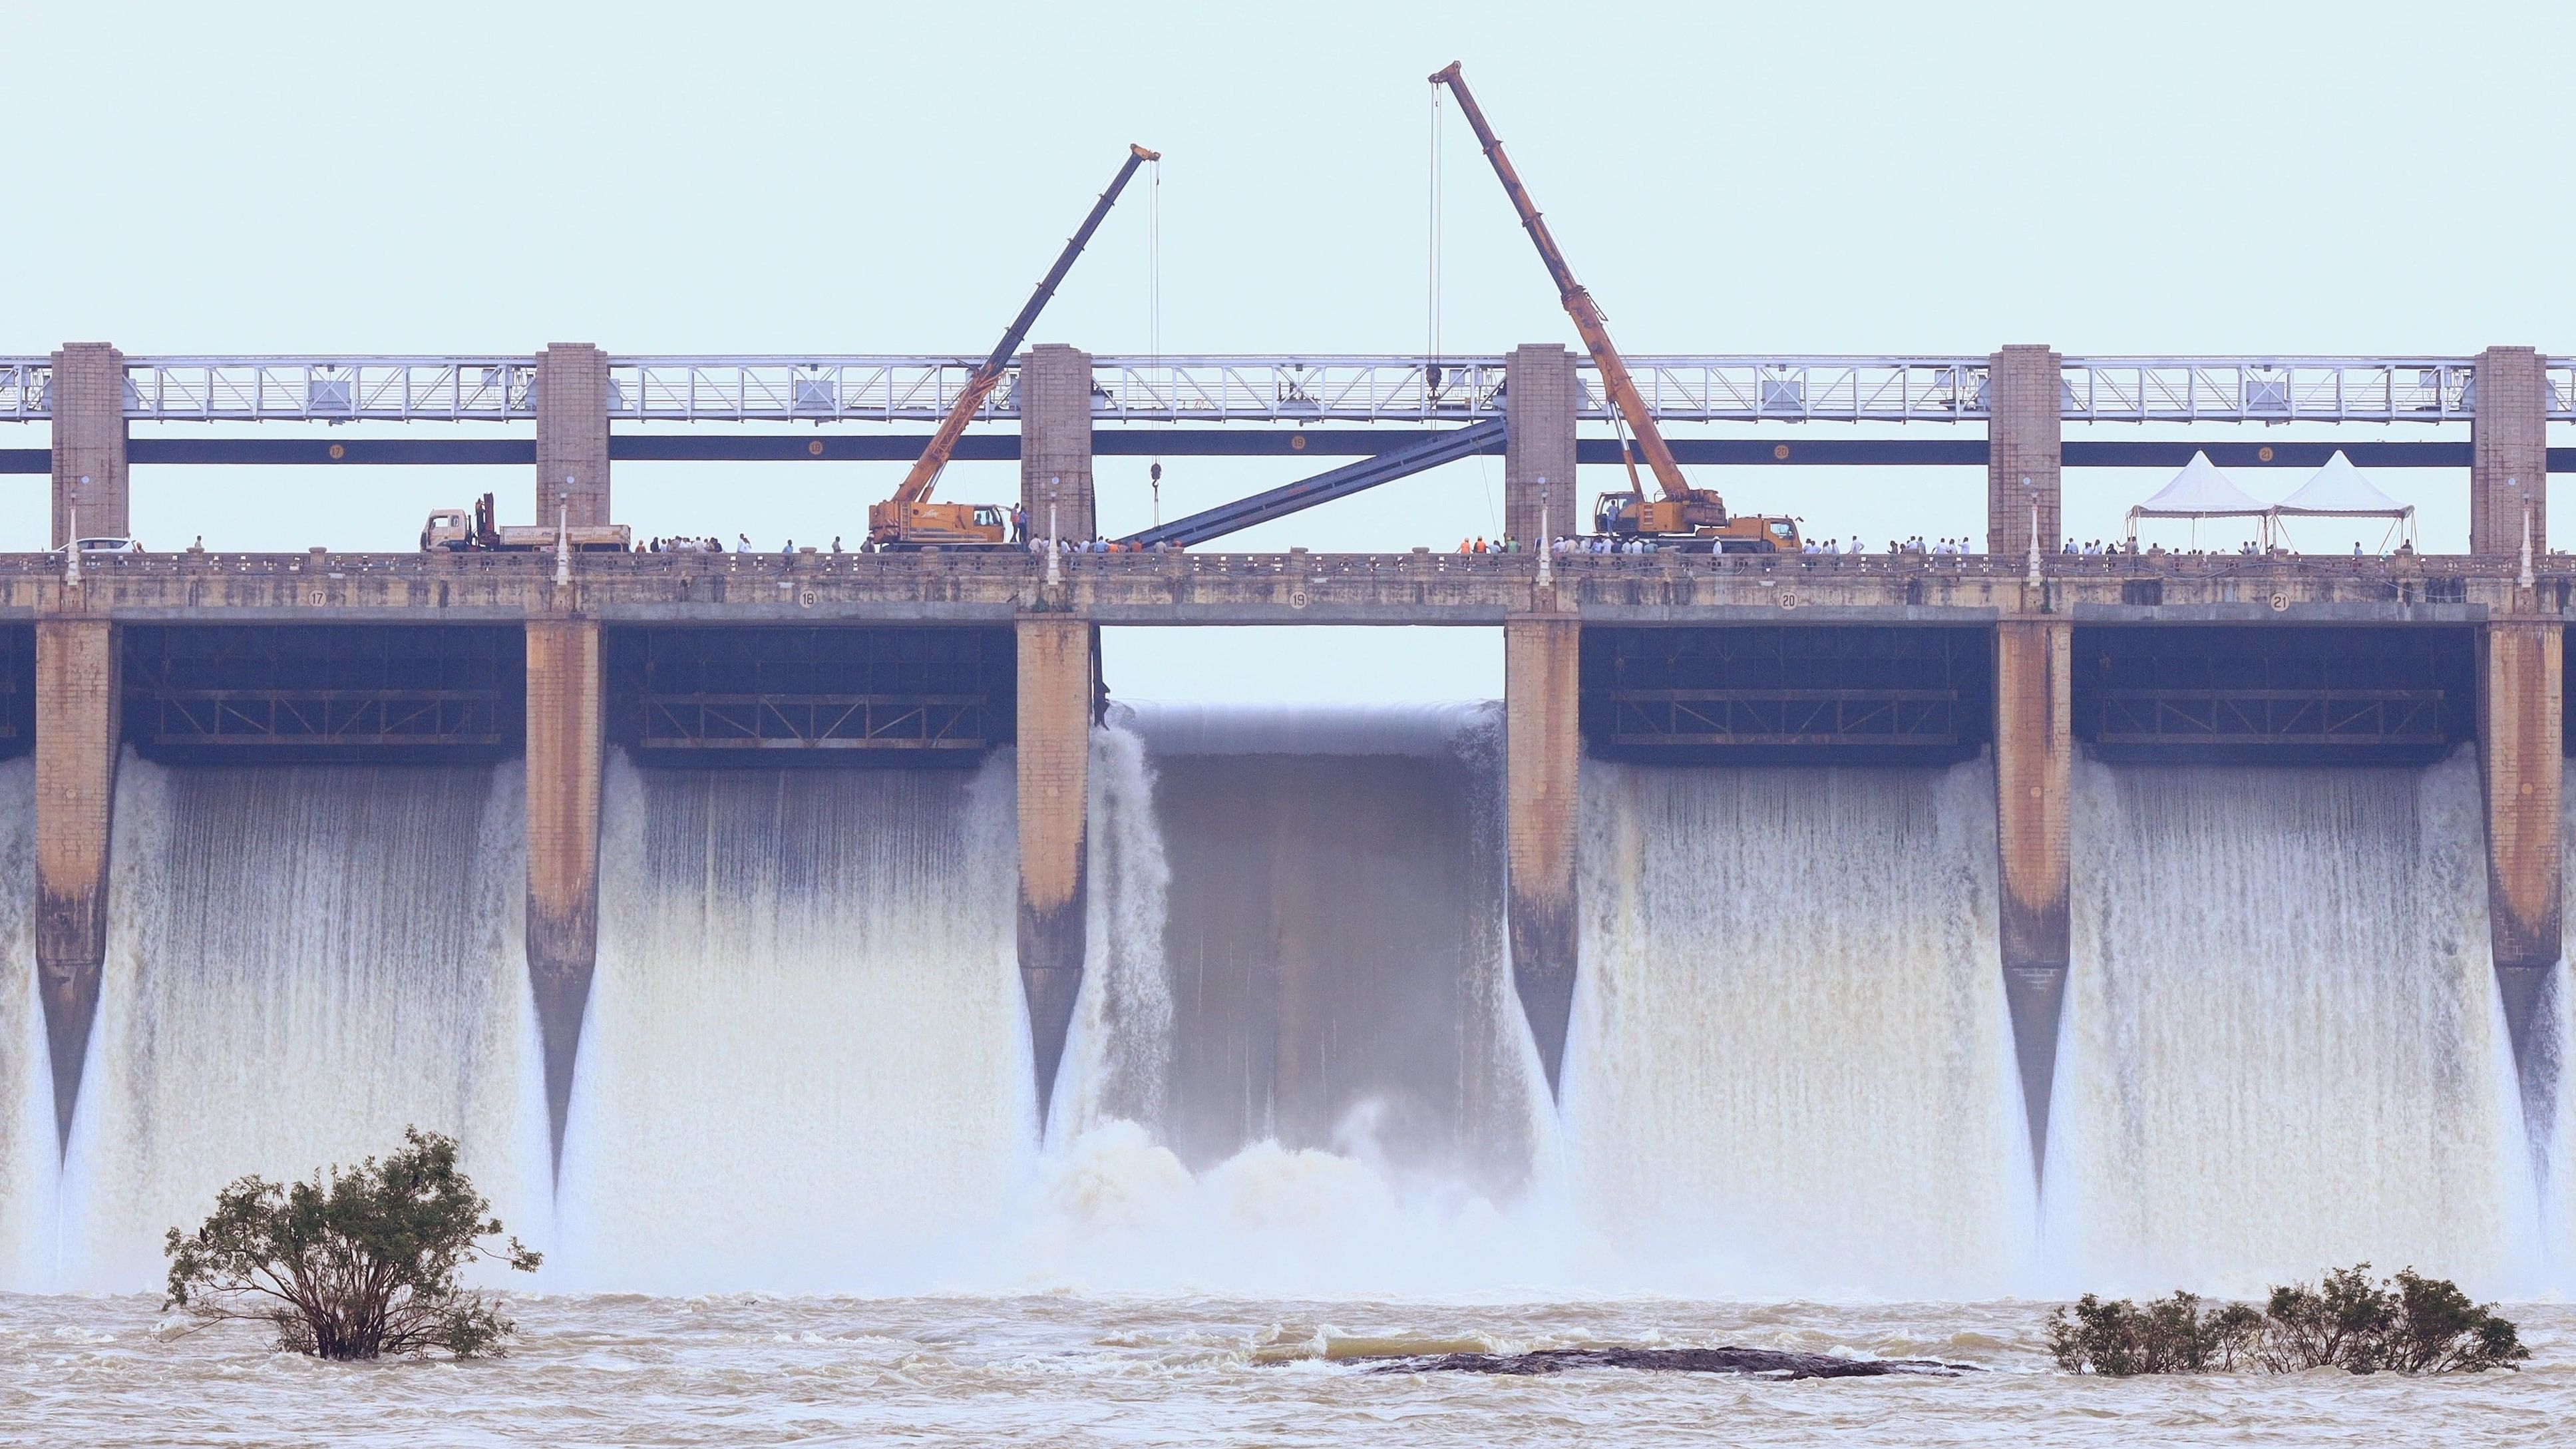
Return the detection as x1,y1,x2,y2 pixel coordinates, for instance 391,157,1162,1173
2049,751,2537,1297
53,756,543,1290
1564,756,2034,1299
552,751,1028,1293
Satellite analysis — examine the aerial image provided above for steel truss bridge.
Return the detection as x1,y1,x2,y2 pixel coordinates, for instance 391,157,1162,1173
3,354,2568,481
3,353,2572,425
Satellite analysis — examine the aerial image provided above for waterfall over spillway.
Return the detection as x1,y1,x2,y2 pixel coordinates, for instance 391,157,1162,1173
1065,704,1541,1198
0,759,54,1290
53,757,544,1291
552,751,1029,1293
1563,757,2035,1299
2049,751,2539,1297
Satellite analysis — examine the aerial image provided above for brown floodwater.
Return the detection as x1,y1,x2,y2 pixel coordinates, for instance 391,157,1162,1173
3,1293,2568,1447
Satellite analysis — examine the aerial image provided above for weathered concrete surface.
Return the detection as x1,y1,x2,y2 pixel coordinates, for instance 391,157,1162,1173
1986,345,2060,560
524,616,604,1172
34,616,120,1147
536,343,612,528
5,550,2555,628
1993,617,2072,1179
1020,345,1094,543
1505,343,1576,549
1505,612,1582,1094
2472,345,2547,556
2476,618,2561,1128
49,343,127,548
1016,613,1093,1122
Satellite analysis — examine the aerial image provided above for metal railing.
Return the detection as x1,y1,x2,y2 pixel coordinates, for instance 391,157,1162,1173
0,353,2567,425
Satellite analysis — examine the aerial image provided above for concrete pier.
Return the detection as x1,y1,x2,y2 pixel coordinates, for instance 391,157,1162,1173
2476,618,2561,1119
1020,344,1095,542
33,617,119,1146
1505,612,1582,1094
1985,345,2061,558
1993,617,2072,1176
1505,343,1577,548
524,616,604,1169
536,343,612,528
2472,345,2547,556
49,343,127,546
1016,613,1093,1122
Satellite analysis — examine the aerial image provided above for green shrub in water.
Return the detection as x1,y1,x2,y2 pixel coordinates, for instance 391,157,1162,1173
164,1127,540,1361
2050,1264,2525,1376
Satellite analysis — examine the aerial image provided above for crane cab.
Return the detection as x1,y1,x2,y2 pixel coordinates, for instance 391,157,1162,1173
866,499,1013,550
1595,493,1799,553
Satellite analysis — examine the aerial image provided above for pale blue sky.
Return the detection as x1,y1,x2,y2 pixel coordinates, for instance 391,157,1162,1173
3,1,2567,702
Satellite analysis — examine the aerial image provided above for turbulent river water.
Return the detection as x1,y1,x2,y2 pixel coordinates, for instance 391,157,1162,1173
3,1295,2571,1446
0,705,2571,1443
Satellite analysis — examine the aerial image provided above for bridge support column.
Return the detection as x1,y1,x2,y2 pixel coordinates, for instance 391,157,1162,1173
1020,344,1094,542
50,343,127,547
1994,618,2072,1178
1505,343,1576,548
536,343,611,528
1506,612,1581,1095
34,618,120,1147
2477,619,2561,1126
2472,345,2546,556
1986,345,2061,558
525,616,603,1171
1017,614,1093,1123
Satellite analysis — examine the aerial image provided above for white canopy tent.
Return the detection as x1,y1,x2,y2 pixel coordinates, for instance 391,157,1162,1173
2269,450,2415,552
2125,451,2275,549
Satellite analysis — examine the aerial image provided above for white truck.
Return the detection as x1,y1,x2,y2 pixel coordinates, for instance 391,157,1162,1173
422,494,631,552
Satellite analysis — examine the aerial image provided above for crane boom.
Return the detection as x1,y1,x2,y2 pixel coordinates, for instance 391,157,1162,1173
1429,63,1690,505
885,143,1160,511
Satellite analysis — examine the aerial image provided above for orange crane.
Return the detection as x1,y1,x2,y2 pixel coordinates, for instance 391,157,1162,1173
868,143,1161,548
1429,63,1798,552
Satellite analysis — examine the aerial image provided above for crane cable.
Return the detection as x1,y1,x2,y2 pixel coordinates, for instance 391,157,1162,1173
1148,152,1163,527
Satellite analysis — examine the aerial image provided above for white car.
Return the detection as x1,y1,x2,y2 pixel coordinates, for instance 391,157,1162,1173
69,536,143,555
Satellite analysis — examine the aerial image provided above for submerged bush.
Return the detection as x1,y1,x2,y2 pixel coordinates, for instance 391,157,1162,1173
164,1127,540,1361
2046,1292,2261,1375
2050,1264,2525,1376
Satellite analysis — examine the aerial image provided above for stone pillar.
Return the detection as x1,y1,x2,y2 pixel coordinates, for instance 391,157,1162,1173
1505,343,1578,548
49,343,127,547
536,343,612,528
524,617,603,1171
35,618,119,1147
1017,614,1093,1123
1505,613,1582,1095
2478,620,2561,1126
1994,618,2072,1177
2472,346,2547,556
1986,345,2062,558
1019,344,1095,543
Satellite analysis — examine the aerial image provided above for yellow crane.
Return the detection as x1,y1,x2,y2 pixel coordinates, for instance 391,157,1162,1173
1430,63,1797,552
868,143,1161,548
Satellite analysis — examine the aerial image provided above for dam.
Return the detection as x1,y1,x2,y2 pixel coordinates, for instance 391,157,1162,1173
0,341,2570,1298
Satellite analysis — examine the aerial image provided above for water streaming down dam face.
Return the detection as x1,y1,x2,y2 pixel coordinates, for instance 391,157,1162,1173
2050,751,2539,1298
0,759,55,1289
1066,704,1540,1199
52,757,544,1290
553,752,1030,1293
1564,757,2036,1299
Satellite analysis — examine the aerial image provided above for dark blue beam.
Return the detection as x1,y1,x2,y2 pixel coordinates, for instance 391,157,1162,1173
1121,419,1509,548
